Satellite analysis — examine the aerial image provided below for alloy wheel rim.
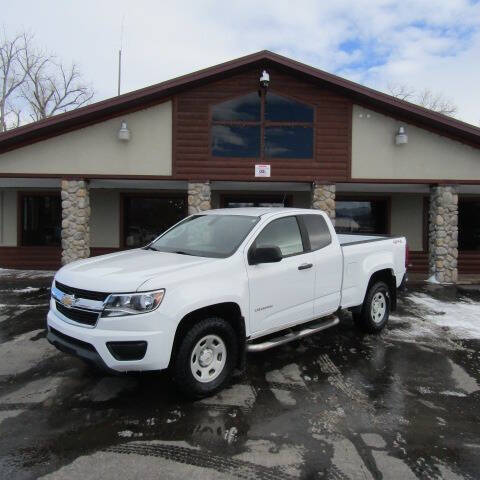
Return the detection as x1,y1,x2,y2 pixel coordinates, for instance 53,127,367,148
371,292,386,323
190,334,227,383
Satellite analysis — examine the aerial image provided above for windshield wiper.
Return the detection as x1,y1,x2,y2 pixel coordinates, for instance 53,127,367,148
173,250,193,256
144,245,159,251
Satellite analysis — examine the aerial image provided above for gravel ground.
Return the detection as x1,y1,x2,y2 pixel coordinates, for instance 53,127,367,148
0,269,479,479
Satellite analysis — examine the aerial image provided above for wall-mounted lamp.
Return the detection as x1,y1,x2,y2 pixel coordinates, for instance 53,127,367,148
118,120,130,141
395,126,408,145
259,70,270,90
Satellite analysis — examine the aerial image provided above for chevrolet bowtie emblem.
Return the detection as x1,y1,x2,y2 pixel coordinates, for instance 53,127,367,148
61,294,75,308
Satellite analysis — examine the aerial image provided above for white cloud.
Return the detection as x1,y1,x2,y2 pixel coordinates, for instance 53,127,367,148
3,0,480,125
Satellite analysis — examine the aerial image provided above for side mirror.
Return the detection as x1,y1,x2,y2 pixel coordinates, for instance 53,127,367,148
249,246,283,265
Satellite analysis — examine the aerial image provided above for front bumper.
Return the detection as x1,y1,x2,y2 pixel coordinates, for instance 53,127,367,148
46,309,173,372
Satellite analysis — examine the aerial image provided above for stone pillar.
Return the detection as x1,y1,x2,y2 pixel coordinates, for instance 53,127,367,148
188,181,211,215
311,182,336,219
428,185,458,283
61,179,90,265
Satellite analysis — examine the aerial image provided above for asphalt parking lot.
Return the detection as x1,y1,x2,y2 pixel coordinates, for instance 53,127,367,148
0,270,479,479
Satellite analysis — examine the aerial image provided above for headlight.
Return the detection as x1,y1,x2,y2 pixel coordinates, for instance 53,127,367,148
102,289,165,317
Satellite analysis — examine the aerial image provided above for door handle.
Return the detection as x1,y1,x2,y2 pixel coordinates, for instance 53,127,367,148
298,263,313,270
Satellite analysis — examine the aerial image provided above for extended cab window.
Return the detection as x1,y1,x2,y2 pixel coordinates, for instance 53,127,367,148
302,214,332,250
255,216,304,257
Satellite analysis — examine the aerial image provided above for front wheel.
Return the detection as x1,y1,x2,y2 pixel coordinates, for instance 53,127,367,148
353,281,390,333
171,317,238,398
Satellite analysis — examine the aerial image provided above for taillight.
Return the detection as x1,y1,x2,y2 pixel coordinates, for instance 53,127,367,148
405,244,410,269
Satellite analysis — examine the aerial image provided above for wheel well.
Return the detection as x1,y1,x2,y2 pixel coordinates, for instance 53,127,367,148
366,269,397,311
169,302,246,369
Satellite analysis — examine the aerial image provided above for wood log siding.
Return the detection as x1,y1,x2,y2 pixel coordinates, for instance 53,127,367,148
173,66,352,181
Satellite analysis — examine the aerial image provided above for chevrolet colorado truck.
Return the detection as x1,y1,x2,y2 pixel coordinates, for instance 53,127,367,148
47,208,407,398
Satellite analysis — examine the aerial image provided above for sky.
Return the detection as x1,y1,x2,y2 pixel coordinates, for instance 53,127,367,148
3,0,480,126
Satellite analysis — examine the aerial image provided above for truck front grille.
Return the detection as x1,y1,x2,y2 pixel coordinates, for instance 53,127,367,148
55,281,110,302
55,301,99,327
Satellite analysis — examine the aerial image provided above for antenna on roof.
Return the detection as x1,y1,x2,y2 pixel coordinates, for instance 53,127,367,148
117,15,125,96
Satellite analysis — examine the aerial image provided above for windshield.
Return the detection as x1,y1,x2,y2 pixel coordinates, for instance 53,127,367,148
148,214,260,258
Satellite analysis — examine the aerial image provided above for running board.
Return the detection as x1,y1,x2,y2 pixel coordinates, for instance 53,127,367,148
246,317,340,352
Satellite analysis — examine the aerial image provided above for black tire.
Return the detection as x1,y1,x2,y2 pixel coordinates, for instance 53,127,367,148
353,281,390,333
171,317,238,399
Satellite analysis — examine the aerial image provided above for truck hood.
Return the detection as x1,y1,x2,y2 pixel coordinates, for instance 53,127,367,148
55,249,217,293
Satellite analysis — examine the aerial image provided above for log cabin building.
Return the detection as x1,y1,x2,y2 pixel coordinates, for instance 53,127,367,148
0,50,479,282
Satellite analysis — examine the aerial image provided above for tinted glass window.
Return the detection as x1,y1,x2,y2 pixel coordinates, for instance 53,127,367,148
265,93,314,122
255,216,304,257
302,214,331,250
212,125,260,157
21,195,61,246
265,126,313,158
459,200,480,251
150,215,259,258
124,196,186,248
212,93,261,121
335,200,388,234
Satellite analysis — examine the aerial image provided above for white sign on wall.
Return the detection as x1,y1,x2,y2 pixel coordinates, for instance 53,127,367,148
255,164,271,177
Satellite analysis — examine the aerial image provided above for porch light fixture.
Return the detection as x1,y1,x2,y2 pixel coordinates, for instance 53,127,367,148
395,126,408,145
259,70,270,90
118,120,130,141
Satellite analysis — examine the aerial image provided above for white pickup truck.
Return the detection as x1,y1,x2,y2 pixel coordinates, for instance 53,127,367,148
47,208,407,397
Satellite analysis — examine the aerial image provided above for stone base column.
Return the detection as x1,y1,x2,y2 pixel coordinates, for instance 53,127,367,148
428,185,458,283
311,183,336,219
61,180,90,265
188,181,211,215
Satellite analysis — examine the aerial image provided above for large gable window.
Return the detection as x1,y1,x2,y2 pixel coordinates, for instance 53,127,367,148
211,92,314,159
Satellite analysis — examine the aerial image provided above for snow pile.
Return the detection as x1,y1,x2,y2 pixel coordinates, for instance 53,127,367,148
408,293,480,339
0,287,41,293
0,269,54,278
388,292,480,342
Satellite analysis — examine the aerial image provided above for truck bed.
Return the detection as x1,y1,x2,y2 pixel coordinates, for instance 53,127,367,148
338,233,403,247
338,233,407,309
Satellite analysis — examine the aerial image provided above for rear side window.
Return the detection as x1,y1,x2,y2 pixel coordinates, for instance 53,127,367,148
255,216,304,257
302,214,331,251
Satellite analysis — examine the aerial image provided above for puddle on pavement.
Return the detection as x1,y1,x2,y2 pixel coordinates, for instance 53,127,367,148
0,272,479,479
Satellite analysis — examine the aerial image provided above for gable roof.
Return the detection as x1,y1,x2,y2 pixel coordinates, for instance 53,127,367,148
1,49,480,153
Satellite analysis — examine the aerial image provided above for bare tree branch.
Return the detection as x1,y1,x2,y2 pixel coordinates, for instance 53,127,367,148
388,82,457,117
0,29,33,131
0,28,94,130
22,59,94,121
387,83,416,101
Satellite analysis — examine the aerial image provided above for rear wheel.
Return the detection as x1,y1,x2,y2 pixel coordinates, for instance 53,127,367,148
171,317,238,398
353,281,390,333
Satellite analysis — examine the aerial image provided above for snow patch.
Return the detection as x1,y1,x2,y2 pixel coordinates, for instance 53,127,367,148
388,293,480,341
0,269,54,278
0,287,41,293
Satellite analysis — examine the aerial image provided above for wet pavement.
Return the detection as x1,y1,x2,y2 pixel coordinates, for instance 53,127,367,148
0,270,479,479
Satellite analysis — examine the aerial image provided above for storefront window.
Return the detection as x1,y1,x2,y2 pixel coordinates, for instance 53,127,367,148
21,194,61,246
123,196,186,248
211,92,314,159
459,199,480,251
335,199,388,234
